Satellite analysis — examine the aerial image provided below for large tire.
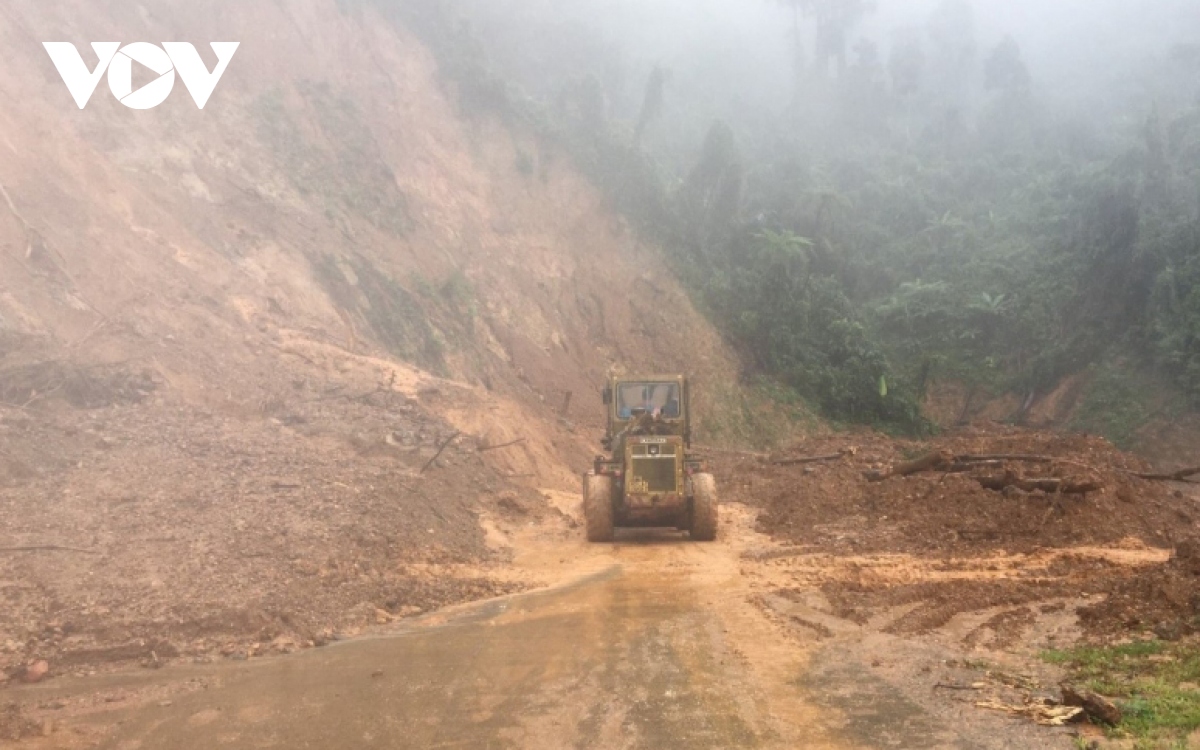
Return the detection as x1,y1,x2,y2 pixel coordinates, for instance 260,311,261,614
583,473,615,542
690,473,718,542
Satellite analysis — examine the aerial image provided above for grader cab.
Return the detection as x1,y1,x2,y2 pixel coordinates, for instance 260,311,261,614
582,375,718,542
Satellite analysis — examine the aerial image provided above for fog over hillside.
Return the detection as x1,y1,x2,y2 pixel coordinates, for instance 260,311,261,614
401,0,1200,441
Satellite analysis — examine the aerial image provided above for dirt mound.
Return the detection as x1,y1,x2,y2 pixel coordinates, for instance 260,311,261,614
0,379,542,680
726,425,1200,641
717,424,1196,556
1078,537,1200,639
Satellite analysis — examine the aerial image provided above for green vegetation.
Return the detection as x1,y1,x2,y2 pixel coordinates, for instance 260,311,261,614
1069,365,1154,449
1043,640,1200,747
698,379,822,450
368,0,1200,437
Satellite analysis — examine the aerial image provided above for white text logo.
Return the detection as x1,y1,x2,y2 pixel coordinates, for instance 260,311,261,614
42,42,240,110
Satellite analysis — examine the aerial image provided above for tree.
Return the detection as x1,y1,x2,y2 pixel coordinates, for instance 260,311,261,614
984,36,1031,94
633,65,668,144
777,0,876,78
889,30,926,97
679,121,743,251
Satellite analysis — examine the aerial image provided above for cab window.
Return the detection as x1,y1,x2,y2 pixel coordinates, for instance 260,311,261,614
616,382,681,419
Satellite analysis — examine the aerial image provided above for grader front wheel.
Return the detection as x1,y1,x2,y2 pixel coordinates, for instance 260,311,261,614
690,472,719,541
583,473,614,542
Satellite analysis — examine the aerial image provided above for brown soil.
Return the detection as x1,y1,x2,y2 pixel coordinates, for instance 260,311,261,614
717,425,1194,555
1,701,40,742
1077,536,1200,639
718,424,1200,642
0,381,537,684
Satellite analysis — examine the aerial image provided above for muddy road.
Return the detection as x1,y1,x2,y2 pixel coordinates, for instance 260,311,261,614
6,493,1133,750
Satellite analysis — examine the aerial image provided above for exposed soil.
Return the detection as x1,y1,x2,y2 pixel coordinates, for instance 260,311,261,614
718,425,1193,556
0,380,538,686
718,425,1200,645
1077,536,1200,639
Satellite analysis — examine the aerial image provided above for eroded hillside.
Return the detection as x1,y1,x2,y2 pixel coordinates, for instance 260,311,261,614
0,0,754,681
0,0,748,479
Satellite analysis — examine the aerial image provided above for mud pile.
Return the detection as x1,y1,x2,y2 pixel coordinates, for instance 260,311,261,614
718,424,1194,556
723,425,1200,640
1079,537,1200,638
0,376,546,683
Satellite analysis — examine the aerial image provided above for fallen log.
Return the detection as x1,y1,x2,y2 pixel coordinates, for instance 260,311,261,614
865,450,952,481
1129,465,1200,481
1061,685,1122,726
976,472,1102,495
957,453,1055,464
770,450,850,467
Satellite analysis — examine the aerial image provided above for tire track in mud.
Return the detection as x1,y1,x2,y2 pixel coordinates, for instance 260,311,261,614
7,493,1164,749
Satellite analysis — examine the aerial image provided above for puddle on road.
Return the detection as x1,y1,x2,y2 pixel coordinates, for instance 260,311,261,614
19,564,790,750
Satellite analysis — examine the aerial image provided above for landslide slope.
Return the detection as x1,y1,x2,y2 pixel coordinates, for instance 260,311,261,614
0,0,744,677
0,0,743,481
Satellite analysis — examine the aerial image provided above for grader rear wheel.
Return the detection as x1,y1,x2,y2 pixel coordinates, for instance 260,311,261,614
583,473,614,542
690,472,718,541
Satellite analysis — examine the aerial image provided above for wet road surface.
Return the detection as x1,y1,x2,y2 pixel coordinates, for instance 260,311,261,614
10,502,1079,750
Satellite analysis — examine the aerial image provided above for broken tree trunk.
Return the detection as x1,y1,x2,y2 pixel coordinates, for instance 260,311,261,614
1061,685,1122,726
866,450,952,481
976,471,1102,495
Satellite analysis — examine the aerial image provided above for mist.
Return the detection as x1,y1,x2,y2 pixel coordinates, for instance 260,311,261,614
408,0,1200,432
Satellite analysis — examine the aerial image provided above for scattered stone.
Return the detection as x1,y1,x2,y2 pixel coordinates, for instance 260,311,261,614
21,661,49,684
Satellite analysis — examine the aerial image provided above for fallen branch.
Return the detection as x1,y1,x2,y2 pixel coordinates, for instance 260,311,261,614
21,381,64,409
479,437,527,453
955,529,1042,538
975,697,1083,727
944,460,1003,473
770,451,848,467
957,453,1054,464
420,431,461,474
1129,465,1200,482
933,681,982,691
0,546,98,555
